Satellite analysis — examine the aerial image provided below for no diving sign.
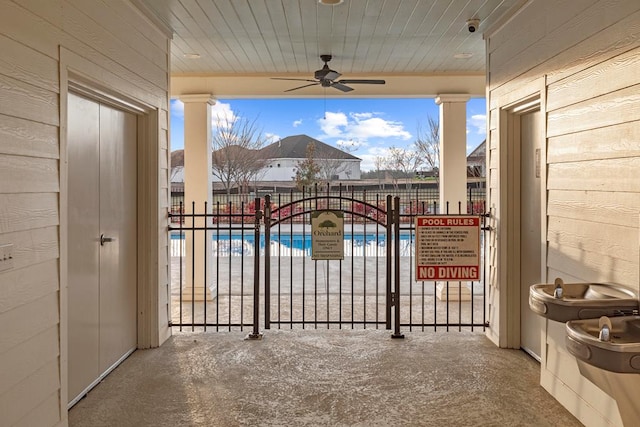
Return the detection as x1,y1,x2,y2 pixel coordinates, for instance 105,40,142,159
415,216,480,281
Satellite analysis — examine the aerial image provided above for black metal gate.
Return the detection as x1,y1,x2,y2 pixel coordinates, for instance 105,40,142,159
169,186,488,336
262,190,395,331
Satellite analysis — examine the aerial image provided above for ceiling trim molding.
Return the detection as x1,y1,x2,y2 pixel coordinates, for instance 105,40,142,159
170,75,487,99
130,0,174,39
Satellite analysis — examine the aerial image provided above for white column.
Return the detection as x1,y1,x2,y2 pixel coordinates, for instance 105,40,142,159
181,94,216,301
436,94,470,215
435,94,471,301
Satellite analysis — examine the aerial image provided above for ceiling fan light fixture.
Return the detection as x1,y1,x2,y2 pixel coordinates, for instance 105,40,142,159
318,0,343,5
271,54,384,93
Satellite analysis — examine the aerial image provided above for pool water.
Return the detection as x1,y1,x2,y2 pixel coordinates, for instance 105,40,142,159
170,232,413,257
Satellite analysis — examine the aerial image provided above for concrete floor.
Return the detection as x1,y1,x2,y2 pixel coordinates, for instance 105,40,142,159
69,329,581,427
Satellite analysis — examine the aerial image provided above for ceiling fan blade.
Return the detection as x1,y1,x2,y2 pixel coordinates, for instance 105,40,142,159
271,77,317,83
324,71,341,81
331,82,354,92
337,79,386,85
284,82,320,92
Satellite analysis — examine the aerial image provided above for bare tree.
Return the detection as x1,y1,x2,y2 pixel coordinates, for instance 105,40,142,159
384,146,422,189
374,156,384,189
211,114,267,198
315,144,355,191
414,115,440,180
233,147,268,196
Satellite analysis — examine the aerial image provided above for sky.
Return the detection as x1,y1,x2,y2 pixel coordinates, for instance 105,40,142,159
170,97,486,172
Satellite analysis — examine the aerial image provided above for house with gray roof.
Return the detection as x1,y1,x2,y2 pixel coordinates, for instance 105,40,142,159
466,140,486,177
170,134,361,184
259,135,361,181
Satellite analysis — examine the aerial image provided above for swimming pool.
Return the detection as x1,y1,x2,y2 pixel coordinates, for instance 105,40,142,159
170,231,414,257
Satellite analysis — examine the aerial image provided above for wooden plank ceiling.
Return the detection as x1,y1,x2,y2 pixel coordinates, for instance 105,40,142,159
138,0,521,97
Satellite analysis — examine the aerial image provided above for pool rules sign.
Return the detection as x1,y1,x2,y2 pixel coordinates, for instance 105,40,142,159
311,210,344,260
415,216,481,281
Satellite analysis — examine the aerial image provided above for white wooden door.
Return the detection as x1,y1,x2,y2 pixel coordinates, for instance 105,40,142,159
520,110,544,360
67,93,138,405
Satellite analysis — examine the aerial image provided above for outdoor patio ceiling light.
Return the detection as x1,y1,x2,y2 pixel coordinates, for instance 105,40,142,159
319,0,343,5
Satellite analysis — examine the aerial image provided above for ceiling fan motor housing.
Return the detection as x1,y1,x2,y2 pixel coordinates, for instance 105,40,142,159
315,65,334,80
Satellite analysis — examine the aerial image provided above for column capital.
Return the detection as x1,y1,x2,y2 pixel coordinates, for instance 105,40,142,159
179,94,216,105
435,94,470,105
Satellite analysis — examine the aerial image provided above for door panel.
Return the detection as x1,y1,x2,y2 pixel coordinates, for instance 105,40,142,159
520,110,543,359
67,93,138,405
68,93,101,400
99,104,138,371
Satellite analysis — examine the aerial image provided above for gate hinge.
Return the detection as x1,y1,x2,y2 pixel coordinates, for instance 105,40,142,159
390,292,397,306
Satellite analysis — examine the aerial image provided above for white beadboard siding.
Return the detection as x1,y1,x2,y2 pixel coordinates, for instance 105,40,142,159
0,227,60,271
547,190,640,227
0,1,170,425
0,193,59,234
0,325,59,396
0,33,59,91
13,393,61,427
548,121,640,163
0,155,59,193
0,260,59,316
547,85,640,138
0,293,59,354
547,158,640,192
489,0,639,90
487,0,640,424
0,115,58,159
547,241,637,286
0,75,59,126
488,6,640,108
546,47,640,112
0,359,60,426
547,217,637,264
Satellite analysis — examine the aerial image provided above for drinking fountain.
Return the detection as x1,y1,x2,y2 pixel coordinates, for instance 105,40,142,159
529,278,638,322
566,315,640,426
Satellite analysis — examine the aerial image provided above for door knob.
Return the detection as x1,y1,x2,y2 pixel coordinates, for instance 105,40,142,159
100,234,114,245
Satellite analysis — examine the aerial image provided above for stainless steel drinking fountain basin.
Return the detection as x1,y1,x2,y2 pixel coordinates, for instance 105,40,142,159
566,316,640,426
529,278,638,322
565,316,640,373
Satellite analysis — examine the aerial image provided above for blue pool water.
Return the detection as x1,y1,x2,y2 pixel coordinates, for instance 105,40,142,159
170,231,409,252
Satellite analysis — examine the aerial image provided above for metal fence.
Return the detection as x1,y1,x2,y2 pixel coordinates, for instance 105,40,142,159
168,185,488,336
170,184,485,223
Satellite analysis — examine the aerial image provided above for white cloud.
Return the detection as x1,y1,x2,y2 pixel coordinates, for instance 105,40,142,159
293,119,303,127
349,117,412,140
211,102,237,130
264,133,280,144
318,111,348,137
351,112,373,120
316,110,411,142
170,99,184,118
468,114,487,136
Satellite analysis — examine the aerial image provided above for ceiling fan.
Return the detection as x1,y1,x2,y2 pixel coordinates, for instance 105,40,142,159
271,54,386,92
